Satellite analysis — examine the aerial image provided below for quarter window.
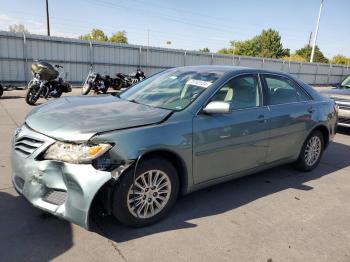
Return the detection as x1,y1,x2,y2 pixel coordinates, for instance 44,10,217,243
211,75,261,110
264,75,310,105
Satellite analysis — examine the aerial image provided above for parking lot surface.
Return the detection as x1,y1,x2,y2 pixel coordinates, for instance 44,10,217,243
1,89,350,262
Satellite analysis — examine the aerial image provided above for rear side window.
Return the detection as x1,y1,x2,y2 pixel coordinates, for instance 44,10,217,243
264,75,310,105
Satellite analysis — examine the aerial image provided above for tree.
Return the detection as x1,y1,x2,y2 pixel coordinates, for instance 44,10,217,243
199,47,210,53
295,45,328,63
79,29,108,42
217,47,234,55
331,55,350,65
9,24,29,33
109,31,128,44
218,29,289,59
282,54,307,62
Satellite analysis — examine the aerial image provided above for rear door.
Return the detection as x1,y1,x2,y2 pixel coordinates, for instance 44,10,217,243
261,74,313,162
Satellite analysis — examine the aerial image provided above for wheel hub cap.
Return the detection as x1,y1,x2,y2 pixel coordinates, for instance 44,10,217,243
304,136,321,166
127,170,171,219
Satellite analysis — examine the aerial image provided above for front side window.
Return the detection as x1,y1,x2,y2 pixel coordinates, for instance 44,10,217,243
264,75,310,105
211,75,261,110
120,69,223,111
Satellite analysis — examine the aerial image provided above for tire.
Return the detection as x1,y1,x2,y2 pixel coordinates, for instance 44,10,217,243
81,80,92,95
55,88,63,98
0,84,3,97
25,84,40,105
112,157,179,227
112,79,123,90
295,130,324,172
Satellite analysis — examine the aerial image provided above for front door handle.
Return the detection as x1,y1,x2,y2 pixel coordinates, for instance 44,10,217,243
308,107,315,114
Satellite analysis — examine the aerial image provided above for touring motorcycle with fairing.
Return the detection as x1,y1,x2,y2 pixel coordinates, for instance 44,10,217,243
25,61,72,105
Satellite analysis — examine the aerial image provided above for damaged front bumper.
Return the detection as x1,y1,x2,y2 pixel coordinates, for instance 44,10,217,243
11,124,115,229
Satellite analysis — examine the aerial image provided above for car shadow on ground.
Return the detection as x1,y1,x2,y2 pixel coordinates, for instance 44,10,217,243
0,190,73,262
91,139,350,243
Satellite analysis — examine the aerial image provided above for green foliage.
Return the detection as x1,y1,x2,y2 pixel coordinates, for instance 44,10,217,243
217,48,234,55
9,24,29,33
218,29,289,59
331,55,350,65
109,31,128,44
199,47,210,53
282,54,307,62
79,29,108,42
295,45,328,63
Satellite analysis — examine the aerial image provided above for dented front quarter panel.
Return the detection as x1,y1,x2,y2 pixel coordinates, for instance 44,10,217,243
91,111,194,193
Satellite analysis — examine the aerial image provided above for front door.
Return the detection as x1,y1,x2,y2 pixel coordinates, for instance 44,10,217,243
193,74,270,184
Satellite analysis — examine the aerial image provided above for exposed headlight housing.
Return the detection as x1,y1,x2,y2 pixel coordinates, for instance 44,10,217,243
43,142,112,164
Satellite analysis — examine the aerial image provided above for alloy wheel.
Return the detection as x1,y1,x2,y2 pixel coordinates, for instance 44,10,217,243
127,170,172,219
304,136,322,166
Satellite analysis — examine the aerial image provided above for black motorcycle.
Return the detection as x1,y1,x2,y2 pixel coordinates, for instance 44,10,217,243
114,68,146,89
25,61,72,105
82,66,114,95
82,67,146,95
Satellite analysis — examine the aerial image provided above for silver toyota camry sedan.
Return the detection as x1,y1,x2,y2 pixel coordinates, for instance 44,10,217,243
11,66,337,229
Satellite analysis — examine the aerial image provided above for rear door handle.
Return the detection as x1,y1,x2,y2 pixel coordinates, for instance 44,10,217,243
257,114,267,123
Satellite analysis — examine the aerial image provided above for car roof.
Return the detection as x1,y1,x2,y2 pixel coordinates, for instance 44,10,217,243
175,65,291,77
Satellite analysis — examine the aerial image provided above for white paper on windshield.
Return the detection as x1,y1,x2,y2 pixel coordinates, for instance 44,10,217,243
186,79,212,88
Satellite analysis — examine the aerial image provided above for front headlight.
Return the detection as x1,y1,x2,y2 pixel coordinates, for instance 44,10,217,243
43,142,112,164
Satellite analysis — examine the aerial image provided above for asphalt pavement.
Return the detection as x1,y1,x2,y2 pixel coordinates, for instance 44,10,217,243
1,89,350,262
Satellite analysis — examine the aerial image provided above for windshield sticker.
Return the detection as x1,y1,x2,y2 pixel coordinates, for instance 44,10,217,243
186,79,212,88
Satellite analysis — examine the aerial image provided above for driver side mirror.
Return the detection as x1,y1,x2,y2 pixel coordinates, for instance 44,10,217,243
202,101,231,114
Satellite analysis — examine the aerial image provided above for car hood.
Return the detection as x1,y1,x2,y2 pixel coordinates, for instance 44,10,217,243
320,88,350,101
25,95,172,141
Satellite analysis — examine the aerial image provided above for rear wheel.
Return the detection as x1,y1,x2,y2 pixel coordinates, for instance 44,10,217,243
112,157,179,227
295,130,324,171
25,83,40,105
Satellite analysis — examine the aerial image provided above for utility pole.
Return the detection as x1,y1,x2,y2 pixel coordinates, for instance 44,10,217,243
310,0,324,63
308,32,312,46
146,29,150,66
45,0,50,36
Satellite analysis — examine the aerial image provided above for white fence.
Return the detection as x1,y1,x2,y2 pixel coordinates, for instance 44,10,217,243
0,31,349,86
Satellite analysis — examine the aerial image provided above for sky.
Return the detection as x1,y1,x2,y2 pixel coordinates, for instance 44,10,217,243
0,0,349,58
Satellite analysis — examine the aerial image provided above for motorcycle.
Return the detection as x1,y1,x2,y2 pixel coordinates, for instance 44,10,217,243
25,61,72,105
82,67,146,95
114,68,146,89
81,66,113,95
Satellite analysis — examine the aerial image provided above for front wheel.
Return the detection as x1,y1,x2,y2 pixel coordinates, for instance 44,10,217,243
112,157,179,227
25,84,40,105
82,78,93,95
295,130,324,171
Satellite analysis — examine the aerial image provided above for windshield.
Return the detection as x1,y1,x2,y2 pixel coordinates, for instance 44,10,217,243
341,74,350,88
119,68,223,111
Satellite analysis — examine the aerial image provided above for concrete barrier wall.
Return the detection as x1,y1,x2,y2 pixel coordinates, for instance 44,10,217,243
0,31,349,86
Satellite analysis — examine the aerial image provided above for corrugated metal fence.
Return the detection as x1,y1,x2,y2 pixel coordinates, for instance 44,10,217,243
0,31,349,86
